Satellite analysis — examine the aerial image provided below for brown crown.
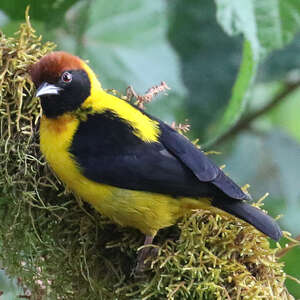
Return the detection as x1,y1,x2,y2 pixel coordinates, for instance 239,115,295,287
29,51,83,87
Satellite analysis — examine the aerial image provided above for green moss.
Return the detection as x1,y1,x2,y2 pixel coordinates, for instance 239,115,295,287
0,15,294,300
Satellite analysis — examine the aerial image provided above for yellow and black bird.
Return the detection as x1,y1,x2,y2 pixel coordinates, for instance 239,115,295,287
30,51,282,269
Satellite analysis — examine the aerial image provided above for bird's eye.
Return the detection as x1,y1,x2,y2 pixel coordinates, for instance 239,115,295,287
61,72,72,83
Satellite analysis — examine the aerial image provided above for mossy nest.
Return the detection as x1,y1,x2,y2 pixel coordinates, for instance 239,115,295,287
0,17,294,300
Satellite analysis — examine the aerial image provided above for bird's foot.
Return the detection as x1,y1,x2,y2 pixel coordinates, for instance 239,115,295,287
134,235,158,276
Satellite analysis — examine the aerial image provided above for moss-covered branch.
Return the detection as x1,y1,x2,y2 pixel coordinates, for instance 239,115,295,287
0,15,296,300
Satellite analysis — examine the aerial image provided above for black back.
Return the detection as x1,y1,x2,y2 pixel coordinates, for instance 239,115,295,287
70,111,249,200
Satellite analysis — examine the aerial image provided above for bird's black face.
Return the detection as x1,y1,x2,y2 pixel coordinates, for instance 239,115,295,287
36,69,91,118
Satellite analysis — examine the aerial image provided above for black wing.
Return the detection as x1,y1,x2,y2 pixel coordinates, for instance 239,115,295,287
70,111,248,200
159,122,248,200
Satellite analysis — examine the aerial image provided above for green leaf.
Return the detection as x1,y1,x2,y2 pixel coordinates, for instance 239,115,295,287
205,40,256,146
216,0,260,59
216,0,300,59
207,0,300,145
167,0,242,140
264,131,300,217
259,33,300,82
281,246,300,298
268,86,300,143
86,0,185,93
0,0,79,28
58,0,186,122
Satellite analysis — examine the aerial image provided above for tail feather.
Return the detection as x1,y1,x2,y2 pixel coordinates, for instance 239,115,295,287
212,198,282,241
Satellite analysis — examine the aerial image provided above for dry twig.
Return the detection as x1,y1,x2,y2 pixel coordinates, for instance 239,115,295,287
277,234,300,258
170,120,191,133
126,81,170,109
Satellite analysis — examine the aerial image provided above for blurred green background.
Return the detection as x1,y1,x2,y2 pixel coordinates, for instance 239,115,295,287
1,0,300,298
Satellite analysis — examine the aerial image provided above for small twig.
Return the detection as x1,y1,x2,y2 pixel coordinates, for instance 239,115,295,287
221,284,232,300
168,281,186,298
127,81,170,109
212,81,300,147
276,234,300,258
126,85,138,102
170,120,191,133
286,274,300,285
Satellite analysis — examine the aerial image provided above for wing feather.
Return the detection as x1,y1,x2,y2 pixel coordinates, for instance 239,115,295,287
70,111,249,200
159,122,249,200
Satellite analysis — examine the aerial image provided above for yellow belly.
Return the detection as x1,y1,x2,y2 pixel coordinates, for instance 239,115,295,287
39,114,211,236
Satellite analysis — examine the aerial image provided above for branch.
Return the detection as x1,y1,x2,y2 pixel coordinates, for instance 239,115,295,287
211,82,300,147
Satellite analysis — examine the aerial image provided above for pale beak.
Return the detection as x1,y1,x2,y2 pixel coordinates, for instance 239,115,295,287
36,82,62,97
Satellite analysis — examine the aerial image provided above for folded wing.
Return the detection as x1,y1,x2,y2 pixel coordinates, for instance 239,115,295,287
70,111,248,200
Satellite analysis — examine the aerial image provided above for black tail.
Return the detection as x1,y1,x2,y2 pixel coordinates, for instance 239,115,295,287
212,198,282,241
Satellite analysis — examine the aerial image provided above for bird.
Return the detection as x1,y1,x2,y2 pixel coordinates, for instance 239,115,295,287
29,51,282,272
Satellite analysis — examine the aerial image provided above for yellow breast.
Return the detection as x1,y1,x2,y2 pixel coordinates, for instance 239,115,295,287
40,114,79,182
39,113,211,236
40,114,113,203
